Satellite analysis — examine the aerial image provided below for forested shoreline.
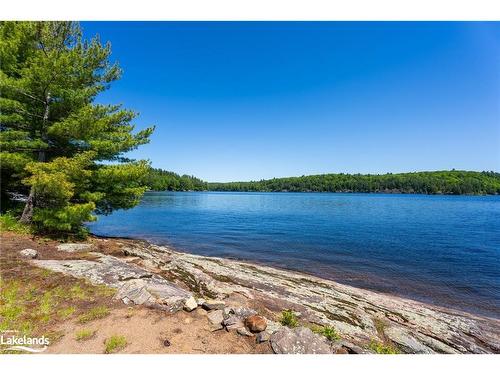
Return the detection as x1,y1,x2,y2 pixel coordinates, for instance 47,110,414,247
207,171,500,195
146,170,500,195
146,168,208,191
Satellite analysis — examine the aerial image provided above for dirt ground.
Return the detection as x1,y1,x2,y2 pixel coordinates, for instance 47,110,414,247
0,231,272,354
47,306,270,354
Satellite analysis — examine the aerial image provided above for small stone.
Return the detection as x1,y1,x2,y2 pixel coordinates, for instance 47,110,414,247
122,297,132,305
56,243,93,252
202,299,225,310
19,248,38,259
237,327,253,337
207,310,224,331
210,325,223,332
223,315,242,327
163,339,171,347
183,296,198,312
256,331,271,343
197,298,206,306
245,315,267,333
232,307,257,319
223,307,233,318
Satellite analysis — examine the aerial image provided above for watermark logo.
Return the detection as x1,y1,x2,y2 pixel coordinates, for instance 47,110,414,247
1,330,50,353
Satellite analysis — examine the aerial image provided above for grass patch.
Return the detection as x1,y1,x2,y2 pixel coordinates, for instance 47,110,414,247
39,291,56,323
280,310,299,328
0,281,29,334
104,335,127,354
311,325,340,341
58,306,76,320
75,329,96,341
0,213,32,234
369,340,400,354
78,306,110,323
68,285,89,301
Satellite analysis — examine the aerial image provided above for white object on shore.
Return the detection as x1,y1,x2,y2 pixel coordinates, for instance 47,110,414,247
183,296,198,312
19,248,38,259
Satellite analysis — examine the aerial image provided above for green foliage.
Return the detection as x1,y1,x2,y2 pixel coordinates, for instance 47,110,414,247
0,21,154,234
369,340,400,354
311,325,340,341
146,167,208,191
104,335,127,354
0,213,31,234
209,170,500,195
280,310,299,328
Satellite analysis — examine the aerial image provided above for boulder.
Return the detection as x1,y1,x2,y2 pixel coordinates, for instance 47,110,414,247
202,299,226,310
33,254,190,309
56,243,93,252
183,296,198,312
19,248,38,259
245,315,267,333
207,310,224,331
270,327,332,354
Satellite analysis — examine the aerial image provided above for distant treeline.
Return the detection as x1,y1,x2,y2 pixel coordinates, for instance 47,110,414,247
207,171,500,195
146,168,208,191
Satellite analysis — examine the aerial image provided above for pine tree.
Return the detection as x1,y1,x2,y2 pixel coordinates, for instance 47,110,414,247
0,21,154,235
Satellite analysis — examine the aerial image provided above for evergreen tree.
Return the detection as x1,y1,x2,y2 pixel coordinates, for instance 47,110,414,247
0,21,154,235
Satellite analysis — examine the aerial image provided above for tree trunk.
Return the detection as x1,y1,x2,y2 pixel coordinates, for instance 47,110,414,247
20,188,35,224
19,92,50,224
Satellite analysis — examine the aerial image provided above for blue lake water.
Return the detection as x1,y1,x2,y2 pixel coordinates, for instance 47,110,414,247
88,192,500,318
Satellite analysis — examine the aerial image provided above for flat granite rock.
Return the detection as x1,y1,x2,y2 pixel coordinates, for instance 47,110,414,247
270,327,332,354
32,253,191,308
70,240,500,354
384,326,435,354
56,243,94,252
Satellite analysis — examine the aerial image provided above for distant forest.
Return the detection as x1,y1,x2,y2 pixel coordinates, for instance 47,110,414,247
147,170,500,195
146,168,208,191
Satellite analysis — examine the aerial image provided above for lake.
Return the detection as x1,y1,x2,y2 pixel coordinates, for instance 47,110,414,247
88,191,500,318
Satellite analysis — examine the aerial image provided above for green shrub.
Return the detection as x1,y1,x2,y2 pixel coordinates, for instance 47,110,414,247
104,335,127,353
312,325,340,341
280,310,299,328
369,340,400,354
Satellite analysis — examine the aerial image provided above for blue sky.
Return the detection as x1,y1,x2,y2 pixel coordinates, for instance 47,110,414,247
82,22,500,182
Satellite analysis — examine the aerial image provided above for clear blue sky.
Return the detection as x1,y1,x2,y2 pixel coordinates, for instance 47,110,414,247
82,22,500,182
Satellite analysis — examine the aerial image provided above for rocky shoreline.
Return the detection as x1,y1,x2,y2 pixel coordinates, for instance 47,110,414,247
24,236,500,354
